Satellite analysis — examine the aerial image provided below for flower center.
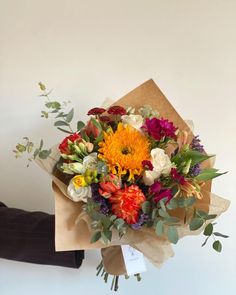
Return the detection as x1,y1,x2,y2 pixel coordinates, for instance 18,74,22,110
121,146,132,155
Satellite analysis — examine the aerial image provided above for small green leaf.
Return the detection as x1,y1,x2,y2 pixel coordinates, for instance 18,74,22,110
114,218,125,230
101,230,112,243
213,232,229,238
167,226,178,244
142,201,151,214
54,120,69,127
77,121,85,131
66,108,74,123
213,240,222,252
155,220,164,236
196,210,208,219
158,208,169,218
184,150,213,166
184,196,196,207
205,214,217,220
33,148,40,159
39,149,51,159
90,231,101,243
159,200,166,212
38,82,46,91
27,142,34,153
189,217,204,231
39,139,44,150
57,127,73,134
166,198,178,210
201,236,210,247
203,223,213,236
164,216,180,224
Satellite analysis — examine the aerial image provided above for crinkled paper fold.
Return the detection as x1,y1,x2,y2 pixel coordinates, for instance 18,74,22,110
36,79,230,275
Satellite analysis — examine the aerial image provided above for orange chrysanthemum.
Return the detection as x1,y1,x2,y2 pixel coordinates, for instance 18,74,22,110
98,123,150,180
109,185,146,224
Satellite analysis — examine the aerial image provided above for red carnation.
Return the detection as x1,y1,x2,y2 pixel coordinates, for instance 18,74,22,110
59,133,81,154
87,107,106,116
107,105,126,116
99,115,112,123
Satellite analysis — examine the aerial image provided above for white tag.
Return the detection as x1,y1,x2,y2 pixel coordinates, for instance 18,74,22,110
121,245,147,276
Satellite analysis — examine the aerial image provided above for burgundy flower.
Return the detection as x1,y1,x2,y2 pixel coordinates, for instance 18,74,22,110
107,105,126,116
143,118,177,141
170,168,187,185
87,107,106,116
99,115,112,123
150,181,173,204
142,160,154,171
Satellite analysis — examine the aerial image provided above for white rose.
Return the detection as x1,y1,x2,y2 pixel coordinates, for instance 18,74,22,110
83,152,98,170
143,148,172,186
121,114,144,130
67,180,92,203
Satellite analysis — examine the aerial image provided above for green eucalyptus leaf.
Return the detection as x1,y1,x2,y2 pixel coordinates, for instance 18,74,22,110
39,139,44,150
39,149,51,159
77,121,85,131
54,120,69,127
142,201,151,214
213,232,229,238
203,223,213,236
205,214,217,220
159,200,166,212
201,236,210,247
90,231,101,243
158,208,169,218
33,148,40,159
189,217,204,231
66,108,74,123
57,127,73,134
184,196,196,207
38,82,46,91
213,240,222,253
196,210,208,219
166,198,178,210
155,220,164,236
16,144,26,153
114,218,125,230
167,226,178,244
165,216,180,224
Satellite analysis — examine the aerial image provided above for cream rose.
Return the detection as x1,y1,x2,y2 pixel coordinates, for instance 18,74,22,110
67,180,92,202
121,114,144,130
143,148,172,186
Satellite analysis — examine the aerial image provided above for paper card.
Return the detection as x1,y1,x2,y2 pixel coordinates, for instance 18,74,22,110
121,245,147,276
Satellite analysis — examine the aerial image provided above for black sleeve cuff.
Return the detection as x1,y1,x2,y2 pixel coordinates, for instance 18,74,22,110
0,202,84,268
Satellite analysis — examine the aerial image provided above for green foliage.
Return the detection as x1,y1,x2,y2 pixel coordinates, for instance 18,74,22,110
213,240,222,252
189,217,204,230
142,201,151,214
77,121,85,131
196,169,227,181
203,223,213,236
167,226,178,244
90,231,101,243
155,220,164,236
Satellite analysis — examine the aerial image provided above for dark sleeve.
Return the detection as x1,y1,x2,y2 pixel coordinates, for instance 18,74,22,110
0,202,84,268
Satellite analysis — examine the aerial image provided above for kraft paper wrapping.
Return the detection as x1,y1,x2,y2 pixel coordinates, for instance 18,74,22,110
36,79,230,276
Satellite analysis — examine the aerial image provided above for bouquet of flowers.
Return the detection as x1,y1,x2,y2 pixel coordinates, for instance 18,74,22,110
14,79,230,291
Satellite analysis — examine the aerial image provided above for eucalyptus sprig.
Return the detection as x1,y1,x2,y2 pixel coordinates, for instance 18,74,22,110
38,82,75,134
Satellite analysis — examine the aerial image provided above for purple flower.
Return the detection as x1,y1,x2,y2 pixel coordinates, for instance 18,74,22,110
91,183,111,215
142,118,177,141
131,213,149,230
189,163,201,177
191,135,204,153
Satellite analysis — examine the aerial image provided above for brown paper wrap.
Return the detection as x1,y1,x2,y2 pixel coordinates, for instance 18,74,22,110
36,79,230,276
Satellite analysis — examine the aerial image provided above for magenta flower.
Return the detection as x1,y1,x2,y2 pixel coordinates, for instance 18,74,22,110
150,181,173,203
170,168,187,185
143,118,177,141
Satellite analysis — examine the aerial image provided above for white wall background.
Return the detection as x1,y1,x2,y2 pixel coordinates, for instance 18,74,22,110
0,0,235,294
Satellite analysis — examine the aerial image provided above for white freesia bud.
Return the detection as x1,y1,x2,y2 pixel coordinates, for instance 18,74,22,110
62,162,85,174
143,148,172,186
121,114,144,130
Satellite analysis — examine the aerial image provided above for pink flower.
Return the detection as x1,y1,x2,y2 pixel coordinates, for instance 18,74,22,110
143,118,177,141
99,174,121,198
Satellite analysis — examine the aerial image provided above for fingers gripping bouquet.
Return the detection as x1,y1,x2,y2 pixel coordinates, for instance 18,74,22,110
15,80,230,291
